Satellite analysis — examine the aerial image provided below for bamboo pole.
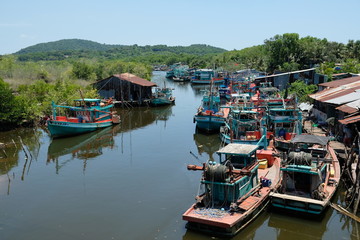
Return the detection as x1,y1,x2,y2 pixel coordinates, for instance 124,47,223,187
330,203,360,223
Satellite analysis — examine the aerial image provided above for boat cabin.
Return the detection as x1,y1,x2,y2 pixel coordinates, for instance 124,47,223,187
193,69,215,81
268,108,302,140
197,144,260,206
216,143,259,169
279,135,332,199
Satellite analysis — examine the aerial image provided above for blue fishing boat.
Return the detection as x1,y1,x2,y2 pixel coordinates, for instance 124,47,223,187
267,103,303,150
218,84,230,98
194,87,229,132
166,63,189,80
165,70,175,79
191,69,225,84
47,98,120,138
183,143,281,236
251,82,286,109
270,135,340,215
220,108,268,149
150,87,175,106
173,64,190,82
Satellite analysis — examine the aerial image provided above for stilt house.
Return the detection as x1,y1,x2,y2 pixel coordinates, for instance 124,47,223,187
94,73,157,105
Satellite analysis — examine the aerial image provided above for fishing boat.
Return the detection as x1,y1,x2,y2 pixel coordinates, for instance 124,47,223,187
218,84,231,99
150,87,175,106
219,108,268,148
165,70,175,79
267,104,303,150
166,63,189,80
183,143,281,236
173,64,190,82
194,86,229,133
191,69,225,84
270,134,340,215
173,76,190,82
47,98,120,138
251,82,288,109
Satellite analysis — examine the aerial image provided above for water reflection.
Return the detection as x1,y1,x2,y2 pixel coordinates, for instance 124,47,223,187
192,133,221,161
118,105,174,132
267,210,331,240
0,128,43,175
190,84,210,97
47,125,119,173
48,124,118,158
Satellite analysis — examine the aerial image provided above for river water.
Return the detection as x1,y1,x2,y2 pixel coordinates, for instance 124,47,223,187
0,71,358,240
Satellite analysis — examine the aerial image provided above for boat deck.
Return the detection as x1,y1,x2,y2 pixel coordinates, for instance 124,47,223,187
183,157,281,232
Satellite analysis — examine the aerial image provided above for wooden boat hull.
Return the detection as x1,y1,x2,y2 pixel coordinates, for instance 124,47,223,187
173,77,190,82
184,192,270,236
150,98,175,106
270,138,340,215
270,193,329,214
183,155,281,237
191,79,225,84
194,115,225,132
47,119,113,138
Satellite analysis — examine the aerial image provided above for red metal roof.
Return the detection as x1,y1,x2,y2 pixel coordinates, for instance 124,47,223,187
318,76,360,88
113,73,157,87
339,115,360,124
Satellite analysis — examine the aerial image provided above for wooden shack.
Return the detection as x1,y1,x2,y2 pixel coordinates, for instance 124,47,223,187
94,73,157,105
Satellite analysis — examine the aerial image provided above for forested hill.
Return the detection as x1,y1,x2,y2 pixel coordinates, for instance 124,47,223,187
15,39,227,61
16,39,117,53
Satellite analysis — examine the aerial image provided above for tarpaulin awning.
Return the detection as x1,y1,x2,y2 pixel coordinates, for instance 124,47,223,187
290,135,330,145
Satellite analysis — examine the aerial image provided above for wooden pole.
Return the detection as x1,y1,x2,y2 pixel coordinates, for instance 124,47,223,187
352,126,360,213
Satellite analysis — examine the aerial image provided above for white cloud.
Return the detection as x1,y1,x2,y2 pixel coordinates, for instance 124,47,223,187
19,34,36,40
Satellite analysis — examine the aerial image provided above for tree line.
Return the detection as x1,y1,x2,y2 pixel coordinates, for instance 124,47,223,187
1,33,360,129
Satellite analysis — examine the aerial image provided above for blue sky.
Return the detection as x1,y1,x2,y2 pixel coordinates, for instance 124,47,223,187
1,0,360,54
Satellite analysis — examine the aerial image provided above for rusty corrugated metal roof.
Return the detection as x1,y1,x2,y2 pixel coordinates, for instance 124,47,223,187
336,98,360,114
114,73,157,87
318,76,360,88
339,115,360,124
309,81,360,104
336,105,359,114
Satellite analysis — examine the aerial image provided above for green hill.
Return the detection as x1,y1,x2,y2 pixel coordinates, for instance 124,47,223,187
16,39,119,54
14,39,227,61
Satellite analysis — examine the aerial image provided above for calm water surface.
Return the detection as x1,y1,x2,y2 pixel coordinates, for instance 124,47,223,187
0,71,359,240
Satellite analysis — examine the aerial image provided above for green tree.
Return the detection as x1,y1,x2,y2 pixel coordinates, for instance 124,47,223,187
72,61,94,80
264,33,302,72
0,78,24,126
0,55,16,78
284,80,318,103
341,58,360,73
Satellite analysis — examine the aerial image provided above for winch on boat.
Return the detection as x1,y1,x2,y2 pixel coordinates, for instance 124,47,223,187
204,162,230,182
287,151,312,165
